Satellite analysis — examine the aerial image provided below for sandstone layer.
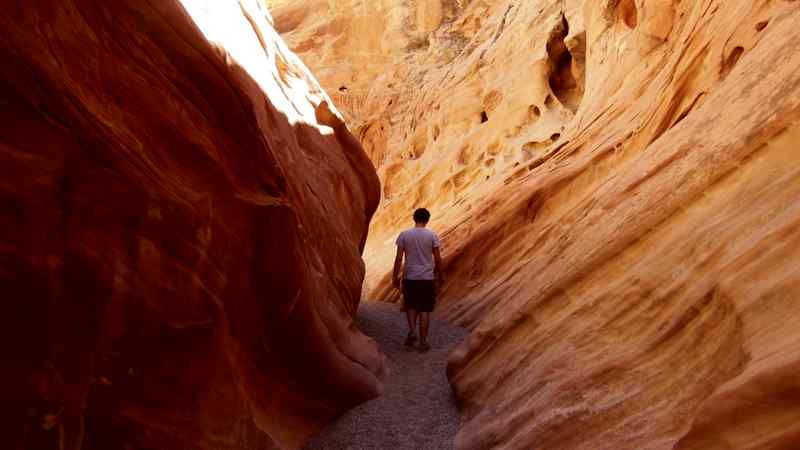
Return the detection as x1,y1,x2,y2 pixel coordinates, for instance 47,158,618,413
275,0,800,449
0,1,382,449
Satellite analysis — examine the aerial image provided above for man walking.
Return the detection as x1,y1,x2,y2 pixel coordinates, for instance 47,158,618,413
392,208,443,352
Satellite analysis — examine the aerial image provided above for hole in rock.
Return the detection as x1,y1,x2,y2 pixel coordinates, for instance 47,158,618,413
619,0,638,29
522,142,545,159
382,163,406,199
407,35,431,51
546,15,585,113
451,169,469,188
524,105,542,125
457,145,472,165
522,132,562,160
544,95,556,110
483,91,504,114
339,86,348,92
671,92,706,129
756,21,769,32
720,46,744,79
528,159,545,172
480,111,489,123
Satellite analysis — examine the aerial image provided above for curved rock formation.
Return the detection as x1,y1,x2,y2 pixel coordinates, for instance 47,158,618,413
0,1,382,449
275,0,800,449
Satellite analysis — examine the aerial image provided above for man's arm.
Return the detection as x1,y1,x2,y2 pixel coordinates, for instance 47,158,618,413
392,246,404,289
433,247,444,284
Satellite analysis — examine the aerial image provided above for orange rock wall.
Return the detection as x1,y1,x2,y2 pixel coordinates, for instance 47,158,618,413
0,1,382,449
275,0,800,449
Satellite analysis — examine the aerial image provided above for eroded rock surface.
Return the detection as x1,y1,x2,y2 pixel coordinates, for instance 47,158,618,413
0,1,382,449
275,1,800,449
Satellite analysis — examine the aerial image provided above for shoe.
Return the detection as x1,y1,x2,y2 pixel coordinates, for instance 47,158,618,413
417,342,431,353
404,334,417,347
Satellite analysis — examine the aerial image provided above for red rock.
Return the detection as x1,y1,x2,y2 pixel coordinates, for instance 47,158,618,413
0,1,382,449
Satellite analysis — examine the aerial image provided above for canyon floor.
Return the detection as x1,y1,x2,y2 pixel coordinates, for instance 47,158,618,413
303,301,467,450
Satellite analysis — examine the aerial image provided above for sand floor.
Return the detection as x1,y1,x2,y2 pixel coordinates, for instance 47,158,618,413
303,301,468,450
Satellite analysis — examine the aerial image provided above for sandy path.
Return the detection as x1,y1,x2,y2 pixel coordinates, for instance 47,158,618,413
303,301,468,450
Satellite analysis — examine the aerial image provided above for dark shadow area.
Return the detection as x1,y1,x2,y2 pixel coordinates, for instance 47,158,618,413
0,2,382,449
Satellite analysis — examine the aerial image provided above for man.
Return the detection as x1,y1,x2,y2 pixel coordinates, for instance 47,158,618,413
392,208,443,352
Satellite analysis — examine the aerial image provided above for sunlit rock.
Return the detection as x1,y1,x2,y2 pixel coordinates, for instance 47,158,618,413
275,1,800,448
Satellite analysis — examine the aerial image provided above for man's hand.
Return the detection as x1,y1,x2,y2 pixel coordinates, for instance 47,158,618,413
393,245,404,291
433,247,444,289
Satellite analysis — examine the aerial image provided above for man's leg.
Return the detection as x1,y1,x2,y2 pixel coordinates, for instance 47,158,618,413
406,308,418,335
404,308,418,346
417,281,435,352
419,312,430,347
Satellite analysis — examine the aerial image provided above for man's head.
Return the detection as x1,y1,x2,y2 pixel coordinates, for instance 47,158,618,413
413,208,431,225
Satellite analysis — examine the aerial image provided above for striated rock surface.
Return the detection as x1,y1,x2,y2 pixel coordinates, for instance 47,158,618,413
275,0,800,449
0,1,382,449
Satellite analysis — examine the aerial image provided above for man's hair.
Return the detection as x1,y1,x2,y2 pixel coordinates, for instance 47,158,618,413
413,208,431,224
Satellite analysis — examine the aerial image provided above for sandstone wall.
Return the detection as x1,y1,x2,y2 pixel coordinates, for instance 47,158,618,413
275,0,800,449
0,1,382,449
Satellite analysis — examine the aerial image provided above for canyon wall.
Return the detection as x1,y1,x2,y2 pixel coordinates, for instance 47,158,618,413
274,0,800,449
0,1,382,449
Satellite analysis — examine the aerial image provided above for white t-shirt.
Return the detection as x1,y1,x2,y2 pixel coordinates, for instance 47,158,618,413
396,227,440,280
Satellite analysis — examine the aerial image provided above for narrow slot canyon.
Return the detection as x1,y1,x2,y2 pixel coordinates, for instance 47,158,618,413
3,1,800,450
